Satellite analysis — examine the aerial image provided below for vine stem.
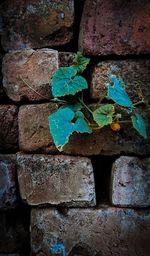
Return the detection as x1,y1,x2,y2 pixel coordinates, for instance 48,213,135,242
20,77,48,99
133,100,144,106
20,77,67,104
78,98,93,115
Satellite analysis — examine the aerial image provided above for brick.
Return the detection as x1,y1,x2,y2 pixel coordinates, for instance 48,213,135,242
0,155,18,209
1,0,74,51
17,153,96,207
111,156,150,207
90,60,150,101
79,0,150,55
18,103,57,152
59,52,75,67
31,207,150,256
0,105,18,152
0,207,29,253
18,103,150,155
2,49,58,102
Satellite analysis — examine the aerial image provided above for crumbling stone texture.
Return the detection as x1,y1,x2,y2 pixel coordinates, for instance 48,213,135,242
79,0,150,55
31,207,150,256
0,155,18,209
18,103,150,155
1,0,74,51
2,49,58,102
0,105,18,152
111,156,150,207
90,60,150,101
17,153,96,207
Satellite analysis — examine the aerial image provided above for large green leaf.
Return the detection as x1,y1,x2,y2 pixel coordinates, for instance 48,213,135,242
51,66,88,97
107,74,134,108
131,112,147,139
93,104,115,126
48,106,92,150
73,52,90,73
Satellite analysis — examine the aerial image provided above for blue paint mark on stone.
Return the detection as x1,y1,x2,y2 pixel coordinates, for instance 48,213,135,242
59,12,65,19
49,240,67,256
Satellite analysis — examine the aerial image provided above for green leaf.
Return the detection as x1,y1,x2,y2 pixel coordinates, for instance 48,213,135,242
107,74,134,108
93,104,115,126
131,112,147,139
48,106,92,150
73,52,90,73
52,66,88,97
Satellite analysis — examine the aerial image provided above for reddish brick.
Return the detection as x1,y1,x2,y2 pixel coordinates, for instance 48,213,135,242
31,207,150,256
18,103,150,156
2,49,58,102
111,156,150,207
0,155,17,209
17,153,96,207
1,0,74,51
90,60,150,101
79,0,150,55
0,105,18,151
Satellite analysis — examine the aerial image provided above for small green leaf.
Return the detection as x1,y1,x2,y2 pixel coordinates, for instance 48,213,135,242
52,66,88,97
73,52,90,73
131,112,147,139
48,106,92,150
93,104,115,126
74,111,92,133
107,74,134,108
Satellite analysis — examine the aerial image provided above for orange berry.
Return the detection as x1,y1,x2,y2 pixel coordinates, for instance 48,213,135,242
110,122,121,131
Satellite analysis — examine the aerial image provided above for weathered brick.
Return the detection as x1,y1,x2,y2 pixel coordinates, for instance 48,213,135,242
2,49,58,102
18,103,57,153
79,0,150,55
0,207,29,253
111,156,150,207
1,0,74,51
17,153,96,207
90,60,150,101
31,207,150,256
18,103,150,155
0,105,18,151
59,52,75,67
0,155,18,209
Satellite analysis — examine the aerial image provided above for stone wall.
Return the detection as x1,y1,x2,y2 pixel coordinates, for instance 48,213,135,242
0,0,150,255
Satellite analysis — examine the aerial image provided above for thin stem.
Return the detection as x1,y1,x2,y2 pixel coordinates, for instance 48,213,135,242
118,120,131,123
78,98,93,115
133,100,144,107
20,77,48,99
96,94,107,107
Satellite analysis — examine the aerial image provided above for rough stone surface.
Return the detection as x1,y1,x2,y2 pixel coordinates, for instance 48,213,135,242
31,207,150,256
59,52,75,67
111,156,150,207
0,105,18,152
0,207,29,253
18,103,150,155
2,49,58,102
1,0,74,51
90,60,150,101
79,0,150,55
0,156,17,209
17,153,96,207
18,103,57,153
